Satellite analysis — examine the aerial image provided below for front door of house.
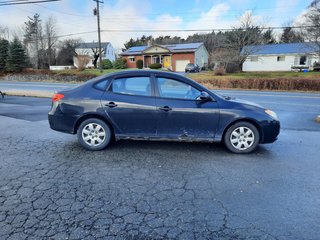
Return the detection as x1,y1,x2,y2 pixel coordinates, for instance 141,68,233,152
163,56,171,68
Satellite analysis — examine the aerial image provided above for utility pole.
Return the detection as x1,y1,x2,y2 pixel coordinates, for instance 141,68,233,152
93,0,103,73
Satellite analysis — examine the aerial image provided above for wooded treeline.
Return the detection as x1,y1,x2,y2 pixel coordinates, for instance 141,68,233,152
1,1,320,72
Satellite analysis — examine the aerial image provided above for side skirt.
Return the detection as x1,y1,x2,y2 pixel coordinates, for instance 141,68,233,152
115,135,221,143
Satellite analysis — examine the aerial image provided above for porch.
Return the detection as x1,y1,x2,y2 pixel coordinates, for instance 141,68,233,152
143,54,172,69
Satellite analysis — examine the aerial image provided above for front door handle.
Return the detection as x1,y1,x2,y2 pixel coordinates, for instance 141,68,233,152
105,102,117,108
159,106,172,112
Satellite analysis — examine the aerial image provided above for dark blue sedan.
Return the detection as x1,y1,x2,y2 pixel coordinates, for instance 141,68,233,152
48,70,280,153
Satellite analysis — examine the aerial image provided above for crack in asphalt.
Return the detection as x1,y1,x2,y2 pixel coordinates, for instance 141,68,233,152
1,115,320,240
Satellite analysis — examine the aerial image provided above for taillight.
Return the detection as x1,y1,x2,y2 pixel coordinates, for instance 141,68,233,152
52,93,64,102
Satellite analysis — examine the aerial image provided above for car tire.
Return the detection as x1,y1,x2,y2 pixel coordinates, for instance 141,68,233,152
77,118,112,151
224,121,260,154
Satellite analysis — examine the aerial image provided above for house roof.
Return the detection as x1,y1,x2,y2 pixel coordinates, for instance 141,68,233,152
242,42,317,55
78,42,110,49
120,42,204,56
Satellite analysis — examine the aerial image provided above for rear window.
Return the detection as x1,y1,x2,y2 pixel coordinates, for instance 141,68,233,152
186,63,194,67
111,77,151,96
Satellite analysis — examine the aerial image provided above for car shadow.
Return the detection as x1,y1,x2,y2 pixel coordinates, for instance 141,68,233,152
63,139,272,158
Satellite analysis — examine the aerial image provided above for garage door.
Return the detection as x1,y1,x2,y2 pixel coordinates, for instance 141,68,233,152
175,60,190,72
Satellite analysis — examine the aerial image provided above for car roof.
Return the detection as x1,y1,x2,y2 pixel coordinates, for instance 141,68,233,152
90,70,185,81
83,70,222,101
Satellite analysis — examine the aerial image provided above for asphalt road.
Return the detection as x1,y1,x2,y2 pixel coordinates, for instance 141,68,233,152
0,91,320,239
0,81,77,92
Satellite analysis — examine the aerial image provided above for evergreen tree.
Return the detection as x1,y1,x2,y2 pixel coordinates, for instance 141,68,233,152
0,38,9,71
6,37,27,72
262,29,276,44
280,27,304,43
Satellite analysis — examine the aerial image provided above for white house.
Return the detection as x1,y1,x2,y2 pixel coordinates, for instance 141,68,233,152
242,43,320,72
74,42,116,68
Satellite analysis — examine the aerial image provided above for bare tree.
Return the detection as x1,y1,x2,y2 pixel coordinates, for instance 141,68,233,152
91,47,104,69
224,12,264,70
75,43,105,69
56,38,81,65
24,13,42,69
304,6,320,60
44,16,58,67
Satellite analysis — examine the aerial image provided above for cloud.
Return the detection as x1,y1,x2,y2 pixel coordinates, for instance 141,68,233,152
0,0,300,52
274,0,301,20
186,3,231,30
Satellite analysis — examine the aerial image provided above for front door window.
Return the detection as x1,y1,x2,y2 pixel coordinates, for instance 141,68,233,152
156,77,201,100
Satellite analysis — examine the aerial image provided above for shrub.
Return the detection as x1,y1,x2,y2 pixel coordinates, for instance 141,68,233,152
74,55,90,71
102,59,113,69
136,59,143,69
149,63,162,69
114,58,127,69
194,77,320,92
313,61,320,72
214,67,226,76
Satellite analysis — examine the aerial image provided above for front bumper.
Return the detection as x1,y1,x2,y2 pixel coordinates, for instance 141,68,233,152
260,120,280,144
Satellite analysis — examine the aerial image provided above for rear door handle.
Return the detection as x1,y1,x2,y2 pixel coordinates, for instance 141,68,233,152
159,106,172,112
105,102,117,108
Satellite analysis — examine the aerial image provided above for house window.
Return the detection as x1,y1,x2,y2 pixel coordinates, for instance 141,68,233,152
129,57,135,62
300,56,307,65
277,56,285,62
250,56,258,62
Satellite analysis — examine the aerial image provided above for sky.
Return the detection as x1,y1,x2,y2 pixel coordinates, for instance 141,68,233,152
0,0,312,51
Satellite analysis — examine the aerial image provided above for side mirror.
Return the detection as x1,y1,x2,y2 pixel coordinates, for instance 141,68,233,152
196,91,212,103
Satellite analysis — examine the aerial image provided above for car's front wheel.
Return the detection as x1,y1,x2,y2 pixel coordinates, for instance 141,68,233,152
224,121,260,154
77,118,112,151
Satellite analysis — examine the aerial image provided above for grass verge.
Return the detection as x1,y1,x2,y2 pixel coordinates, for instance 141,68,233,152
187,71,320,91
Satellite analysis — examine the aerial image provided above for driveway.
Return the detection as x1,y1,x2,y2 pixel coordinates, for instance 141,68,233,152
0,93,319,239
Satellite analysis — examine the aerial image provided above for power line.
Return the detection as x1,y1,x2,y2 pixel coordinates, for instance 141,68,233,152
0,0,60,6
99,25,319,33
23,25,318,42
35,3,94,18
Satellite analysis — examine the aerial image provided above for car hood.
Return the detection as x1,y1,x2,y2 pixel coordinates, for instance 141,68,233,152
224,96,264,109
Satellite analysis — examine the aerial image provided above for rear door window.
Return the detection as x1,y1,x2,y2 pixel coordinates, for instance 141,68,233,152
111,77,151,96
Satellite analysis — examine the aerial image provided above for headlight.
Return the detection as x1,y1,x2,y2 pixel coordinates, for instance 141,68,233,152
265,109,278,120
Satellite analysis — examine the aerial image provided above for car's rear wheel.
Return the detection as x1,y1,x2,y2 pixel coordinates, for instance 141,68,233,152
224,121,260,154
77,118,111,151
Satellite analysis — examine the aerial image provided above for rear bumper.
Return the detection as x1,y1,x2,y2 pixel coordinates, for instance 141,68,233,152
260,120,280,144
48,113,77,134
